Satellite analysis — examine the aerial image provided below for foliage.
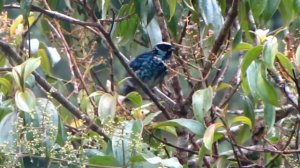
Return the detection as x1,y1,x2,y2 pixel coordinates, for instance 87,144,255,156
0,0,300,167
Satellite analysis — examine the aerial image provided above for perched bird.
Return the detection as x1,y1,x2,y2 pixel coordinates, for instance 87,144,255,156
119,42,174,96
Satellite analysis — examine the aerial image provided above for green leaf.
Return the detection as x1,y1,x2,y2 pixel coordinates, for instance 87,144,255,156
262,37,278,69
115,11,139,45
23,57,41,80
230,116,252,129
295,0,300,13
278,0,295,24
276,52,293,76
197,145,207,168
166,0,176,21
197,0,224,35
232,30,243,49
0,112,19,149
192,87,213,124
0,0,6,13
248,0,268,18
134,0,147,19
233,42,253,52
247,61,278,105
238,1,250,36
152,118,205,137
264,103,275,130
0,77,12,95
20,0,33,22
15,88,36,112
217,82,232,91
56,118,67,146
241,45,263,76
243,96,255,124
235,125,252,145
241,77,251,95
127,91,143,107
98,93,116,120
89,156,118,166
38,48,52,75
261,0,280,21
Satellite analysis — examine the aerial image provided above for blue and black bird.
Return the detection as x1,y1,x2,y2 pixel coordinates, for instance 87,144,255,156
119,42,174,96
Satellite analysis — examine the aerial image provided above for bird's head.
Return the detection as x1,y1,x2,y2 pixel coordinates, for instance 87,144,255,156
153,42,174,60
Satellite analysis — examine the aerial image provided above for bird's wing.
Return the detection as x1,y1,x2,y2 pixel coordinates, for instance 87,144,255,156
129,51,153,71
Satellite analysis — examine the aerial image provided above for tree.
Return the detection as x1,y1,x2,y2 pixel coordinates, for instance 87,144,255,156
0,0,299,167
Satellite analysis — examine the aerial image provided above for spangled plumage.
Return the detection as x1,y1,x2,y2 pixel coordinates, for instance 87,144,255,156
119,42,174,96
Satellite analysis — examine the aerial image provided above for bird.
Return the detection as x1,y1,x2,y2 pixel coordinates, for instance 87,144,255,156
119,42,174,96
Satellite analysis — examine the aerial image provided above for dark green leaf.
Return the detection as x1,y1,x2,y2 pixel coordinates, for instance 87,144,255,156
241,46,263,76
261,0,280,21
264,103,275,130
127,91,143,107
166,0,176,21
116,12,139,45
294,0,300,13
276,52,293,76
278,0,295,24
247,61,278,105
243,96,255,124
134,0,147,19
232,30,243,49
0,0,6,16
249,0,268,18
20,0,33,22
